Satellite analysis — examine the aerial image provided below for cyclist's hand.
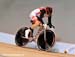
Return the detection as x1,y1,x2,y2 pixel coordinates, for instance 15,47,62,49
48,24,55,29
52,25,55,29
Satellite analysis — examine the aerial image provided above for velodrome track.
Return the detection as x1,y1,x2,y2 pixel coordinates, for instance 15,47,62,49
0,42,75,57
0,32,75,57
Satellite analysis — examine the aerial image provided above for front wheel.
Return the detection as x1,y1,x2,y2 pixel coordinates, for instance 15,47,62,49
37,29,55,51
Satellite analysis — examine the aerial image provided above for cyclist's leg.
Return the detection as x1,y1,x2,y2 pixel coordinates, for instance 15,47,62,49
31,19,41,29
25,17,41,41
37,24,43,33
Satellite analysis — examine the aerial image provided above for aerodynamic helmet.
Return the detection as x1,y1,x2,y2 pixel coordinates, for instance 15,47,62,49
46,7,53,15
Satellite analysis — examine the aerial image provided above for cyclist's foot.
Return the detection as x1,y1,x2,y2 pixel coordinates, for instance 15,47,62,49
25,28,33,39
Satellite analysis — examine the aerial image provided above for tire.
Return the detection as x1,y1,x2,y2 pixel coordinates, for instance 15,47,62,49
37,29,55,51
15,27,32,46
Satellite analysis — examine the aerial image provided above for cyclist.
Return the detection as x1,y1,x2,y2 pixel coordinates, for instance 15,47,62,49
25,6,55,39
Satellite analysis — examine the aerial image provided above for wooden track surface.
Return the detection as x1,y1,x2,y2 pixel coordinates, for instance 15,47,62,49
0,42,75,57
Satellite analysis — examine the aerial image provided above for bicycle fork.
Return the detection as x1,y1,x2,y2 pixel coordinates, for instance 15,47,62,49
44,29,50,50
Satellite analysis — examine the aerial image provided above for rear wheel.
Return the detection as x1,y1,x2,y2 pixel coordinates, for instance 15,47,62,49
15,27,32,46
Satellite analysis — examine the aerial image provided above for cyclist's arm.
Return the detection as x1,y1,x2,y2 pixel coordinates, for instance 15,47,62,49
37,9,46,24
